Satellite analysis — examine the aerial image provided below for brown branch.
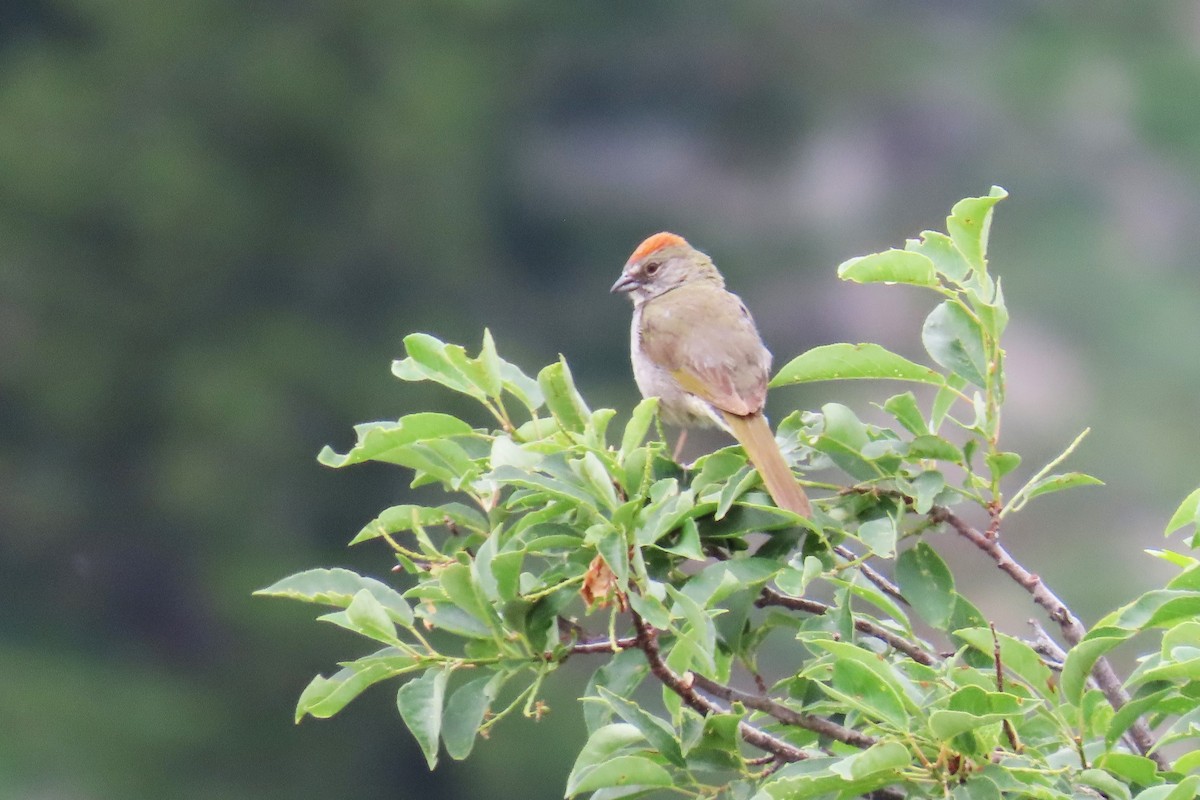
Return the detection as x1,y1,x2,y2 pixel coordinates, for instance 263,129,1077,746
689,672,878,749
931,506,1166,769
630,611,810,763
756,586,937,666
832,543,908,607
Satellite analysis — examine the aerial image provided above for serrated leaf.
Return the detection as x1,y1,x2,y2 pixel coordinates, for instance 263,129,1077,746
255,567,413,627
947,186,1007,271
896,543,955,630
906,230,971,283
772,343,943,387
392,333,482,397
922,301,987,388
318,413,474,468
837,249,938,287
351,502,488,545
396,667,450,770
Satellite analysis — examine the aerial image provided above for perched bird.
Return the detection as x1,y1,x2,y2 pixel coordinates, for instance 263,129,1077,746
611,232,812,518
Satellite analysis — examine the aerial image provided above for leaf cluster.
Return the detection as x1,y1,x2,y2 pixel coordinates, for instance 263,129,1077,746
259,190,1200,799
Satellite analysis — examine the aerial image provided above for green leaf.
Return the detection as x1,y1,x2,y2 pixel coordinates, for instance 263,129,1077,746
953,628,1054,697
295,661,401,722
905,230,971,283
896,543,955,629
921,301,988,388
439,563,494,630
947,186,1007,271
442,674,500,760
882,391,928,436
499,359,545,411
1094,753,1159,788
909,470,944,515
477,329,504,397
596,686,686,768
350,502,488,545
928,686,1029,740
1023,472,1104,502
538,358,590,433
396,667,450,770
829,658,909,728
255,568,413,627
567,755,673,797
907,434,963,463
620,397,659,459
772,343,944,387
1101,590,1200,631
857,516,897,558
318,589,400,645
392,333,483,397
1061,629,1130,704
827,741,911,779
1106,686,1175,746
567,723,646,792
837,249,938,287
1165,488,1200,537
317,413,474,468
809,639,919,719
1076,768,1131,800
986,451,1021,480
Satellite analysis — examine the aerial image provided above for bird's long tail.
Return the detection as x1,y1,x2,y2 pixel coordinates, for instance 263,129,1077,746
721,411,812,518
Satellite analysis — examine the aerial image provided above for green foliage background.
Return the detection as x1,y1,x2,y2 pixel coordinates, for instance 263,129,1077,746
4,3,1200,798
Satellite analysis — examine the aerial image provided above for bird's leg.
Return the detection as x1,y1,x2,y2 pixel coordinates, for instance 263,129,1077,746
672,429,689,462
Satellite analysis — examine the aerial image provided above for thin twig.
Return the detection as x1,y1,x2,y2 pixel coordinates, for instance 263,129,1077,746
630,611,810,763
756,586,937,666
931,506,1165,769
689,673,877,749
832,543,908,607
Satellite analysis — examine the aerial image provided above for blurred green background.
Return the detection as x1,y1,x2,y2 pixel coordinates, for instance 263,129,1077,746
5,2,1200,797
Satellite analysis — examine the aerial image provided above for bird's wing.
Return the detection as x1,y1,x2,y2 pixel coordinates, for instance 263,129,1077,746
639,283,771,417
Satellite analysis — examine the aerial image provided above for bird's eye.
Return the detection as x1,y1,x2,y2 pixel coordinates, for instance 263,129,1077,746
645,261,661,275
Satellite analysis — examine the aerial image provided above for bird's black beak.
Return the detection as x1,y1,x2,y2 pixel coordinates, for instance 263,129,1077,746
610,272,638,294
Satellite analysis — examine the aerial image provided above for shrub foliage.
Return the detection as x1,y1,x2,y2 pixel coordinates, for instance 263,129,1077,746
260,189,1200,799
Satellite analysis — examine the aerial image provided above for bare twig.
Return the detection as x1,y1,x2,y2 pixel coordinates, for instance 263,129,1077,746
832,543,908,607
756,586,937,666
931,506,1165,768
689,672,877,749
630,611,810,763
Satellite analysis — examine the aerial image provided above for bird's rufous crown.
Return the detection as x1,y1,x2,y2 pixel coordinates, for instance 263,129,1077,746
628,232,689,263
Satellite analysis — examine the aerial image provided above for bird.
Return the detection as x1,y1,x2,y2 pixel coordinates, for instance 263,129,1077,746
611,232,812,519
